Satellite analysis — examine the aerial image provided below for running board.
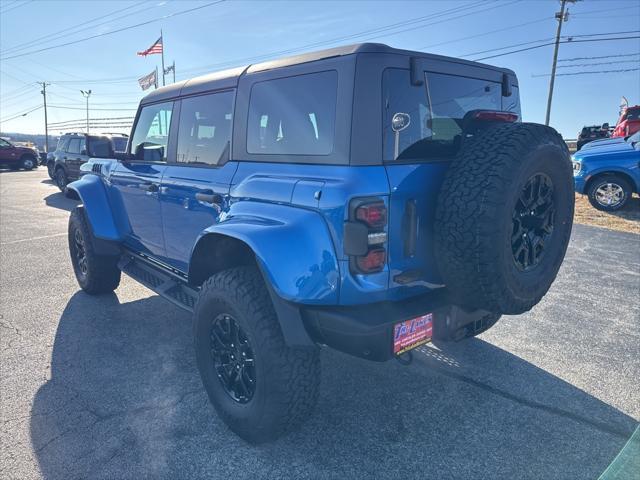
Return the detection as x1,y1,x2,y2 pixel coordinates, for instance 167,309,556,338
118,252,198,313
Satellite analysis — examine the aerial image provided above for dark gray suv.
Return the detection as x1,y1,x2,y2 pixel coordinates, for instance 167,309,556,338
48,132,128,190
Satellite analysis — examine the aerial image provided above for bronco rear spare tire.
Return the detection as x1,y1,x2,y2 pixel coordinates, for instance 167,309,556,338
435,123,574,315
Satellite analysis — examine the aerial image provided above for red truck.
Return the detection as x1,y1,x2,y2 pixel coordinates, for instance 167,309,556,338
611,105,640,138
0,137,39,170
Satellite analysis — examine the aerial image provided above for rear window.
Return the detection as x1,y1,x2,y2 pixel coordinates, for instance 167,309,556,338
247,71,338,155
626,108,640,121
383,69,503,161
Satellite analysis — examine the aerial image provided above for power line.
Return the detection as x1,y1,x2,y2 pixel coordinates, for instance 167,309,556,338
48,104,137,111
461,30,640,58
0,0,34,15
473,36,640,61
0,1,226,61
559,52,640,62
418,16,549,50
532,67,640,77
0,105,42,123
557,59,640,68
178,0,521,77
0,1,149,55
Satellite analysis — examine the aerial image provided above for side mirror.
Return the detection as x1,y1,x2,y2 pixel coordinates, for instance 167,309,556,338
88,138,115,159
392,113,411,132
134,143,164,162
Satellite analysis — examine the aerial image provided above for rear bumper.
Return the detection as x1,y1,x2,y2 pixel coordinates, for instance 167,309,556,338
300,289,489,361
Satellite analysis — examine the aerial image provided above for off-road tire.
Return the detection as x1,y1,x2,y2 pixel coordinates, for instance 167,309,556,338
68,206,121,294
587,174,632,211
435,123,574,315
194,266,320,444
55,167,68,192
21,155,36,170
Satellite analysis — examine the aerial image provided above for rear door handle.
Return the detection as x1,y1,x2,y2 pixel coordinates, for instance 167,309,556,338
195,191,222,204
145,183,159,193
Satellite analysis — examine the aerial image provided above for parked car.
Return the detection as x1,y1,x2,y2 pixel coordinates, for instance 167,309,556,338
0,137,39,170
611,105,640,138
49,132,128,189
573,131,640,210
65,43,574,443
576,124,610,150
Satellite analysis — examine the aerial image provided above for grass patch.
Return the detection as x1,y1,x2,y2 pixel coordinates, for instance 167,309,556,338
574,193,640,234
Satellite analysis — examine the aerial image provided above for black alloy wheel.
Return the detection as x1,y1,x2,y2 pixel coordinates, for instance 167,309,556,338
210,313,256,404
511,173,555,271
72,228,88,278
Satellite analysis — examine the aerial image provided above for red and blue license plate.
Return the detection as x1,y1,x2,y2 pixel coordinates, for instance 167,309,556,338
393,313,433,355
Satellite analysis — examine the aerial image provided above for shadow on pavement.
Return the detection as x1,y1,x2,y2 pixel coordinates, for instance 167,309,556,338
44,192,79,212
30,291,637,479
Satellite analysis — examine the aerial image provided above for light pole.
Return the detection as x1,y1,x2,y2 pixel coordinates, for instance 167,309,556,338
80,89,92,133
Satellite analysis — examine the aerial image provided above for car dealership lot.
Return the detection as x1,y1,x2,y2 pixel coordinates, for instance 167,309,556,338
1,169,639,479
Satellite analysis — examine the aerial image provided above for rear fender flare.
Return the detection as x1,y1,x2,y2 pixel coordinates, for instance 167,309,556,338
192,201,340,305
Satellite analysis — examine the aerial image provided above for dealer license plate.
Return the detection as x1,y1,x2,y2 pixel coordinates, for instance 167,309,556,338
393,313,433,355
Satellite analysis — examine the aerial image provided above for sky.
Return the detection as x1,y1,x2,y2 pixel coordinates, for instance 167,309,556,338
1,0,639,139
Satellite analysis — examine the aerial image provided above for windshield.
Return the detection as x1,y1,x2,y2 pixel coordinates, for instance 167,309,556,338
627,130,640,145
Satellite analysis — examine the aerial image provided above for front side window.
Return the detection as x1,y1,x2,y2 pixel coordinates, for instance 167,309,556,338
131,102,173,162
176,91,234,166
247,71,338,155
0,138,10,148
383,69,502,161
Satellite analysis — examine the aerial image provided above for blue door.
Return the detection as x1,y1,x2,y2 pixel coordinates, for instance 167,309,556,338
110,101,174,257
160,91,237,272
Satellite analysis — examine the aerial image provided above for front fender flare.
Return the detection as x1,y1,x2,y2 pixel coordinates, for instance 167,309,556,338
66,175,126,243
193,201,340,306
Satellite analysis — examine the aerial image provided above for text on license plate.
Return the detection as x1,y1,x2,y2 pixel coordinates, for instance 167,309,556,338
393,313,433,355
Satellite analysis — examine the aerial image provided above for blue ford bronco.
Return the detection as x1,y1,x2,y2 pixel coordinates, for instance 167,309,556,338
66,43,574,443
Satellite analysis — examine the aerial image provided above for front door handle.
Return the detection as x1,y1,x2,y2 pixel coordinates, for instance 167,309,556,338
145,183,159,193
195,191,223,204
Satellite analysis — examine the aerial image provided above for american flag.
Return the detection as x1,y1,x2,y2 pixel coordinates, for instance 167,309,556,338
137,36,163,57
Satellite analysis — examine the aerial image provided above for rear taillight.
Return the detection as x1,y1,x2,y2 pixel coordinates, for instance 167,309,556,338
473,110,518,122
345,199,388,274
356,248,386,273
355,202,387,228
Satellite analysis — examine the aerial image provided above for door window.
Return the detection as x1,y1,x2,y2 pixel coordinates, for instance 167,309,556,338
67,138,81,154
247,71,338,155
130,102,173,162
176,91,234,166
0,139,10,148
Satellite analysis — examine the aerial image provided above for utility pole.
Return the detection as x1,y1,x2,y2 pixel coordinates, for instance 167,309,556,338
80,90,92,133
545,0,577,125
38,82,50,152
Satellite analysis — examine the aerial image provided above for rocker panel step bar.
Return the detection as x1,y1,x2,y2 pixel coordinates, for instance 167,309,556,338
118,252,198,313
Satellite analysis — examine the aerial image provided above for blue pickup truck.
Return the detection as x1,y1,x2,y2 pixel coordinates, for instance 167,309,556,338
573,131,640,211
66,43,574,443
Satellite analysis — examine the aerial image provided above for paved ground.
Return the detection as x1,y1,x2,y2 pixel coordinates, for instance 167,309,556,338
1,168,639,480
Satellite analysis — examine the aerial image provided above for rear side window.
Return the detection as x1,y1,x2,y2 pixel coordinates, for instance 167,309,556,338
247,71,338,155
177,91,234,166
383,69,502,161
627,108,640,121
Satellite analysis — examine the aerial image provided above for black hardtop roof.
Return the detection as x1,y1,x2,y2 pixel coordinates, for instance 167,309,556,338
140,42,515,105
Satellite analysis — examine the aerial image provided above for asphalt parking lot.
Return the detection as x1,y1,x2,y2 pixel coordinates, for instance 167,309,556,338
1,168,639,480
